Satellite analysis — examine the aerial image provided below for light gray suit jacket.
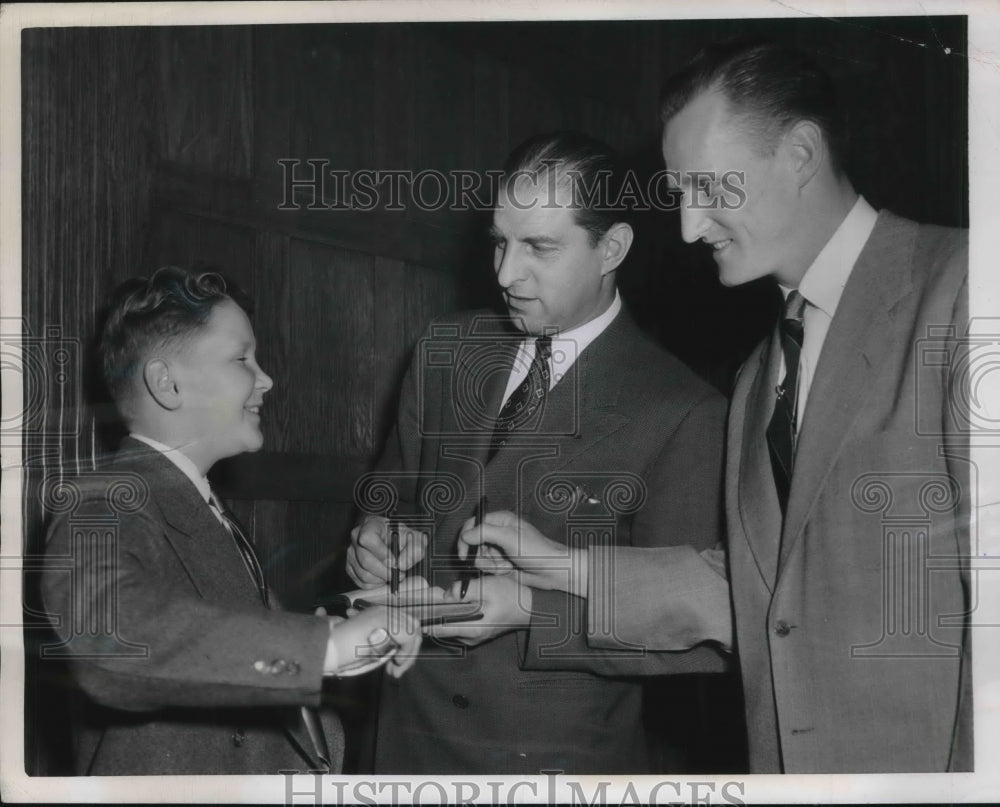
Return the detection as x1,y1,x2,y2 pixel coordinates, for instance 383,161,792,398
585,211,972,773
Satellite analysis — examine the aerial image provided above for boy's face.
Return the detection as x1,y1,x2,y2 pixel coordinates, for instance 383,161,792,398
172,299,273,468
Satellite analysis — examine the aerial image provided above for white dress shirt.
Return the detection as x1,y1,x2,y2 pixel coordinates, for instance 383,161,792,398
501,290,622,407
782,196,878,430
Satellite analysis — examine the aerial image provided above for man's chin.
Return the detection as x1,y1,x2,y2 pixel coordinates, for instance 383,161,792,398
505,310,533,333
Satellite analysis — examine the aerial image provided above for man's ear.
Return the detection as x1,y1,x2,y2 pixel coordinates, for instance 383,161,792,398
784,119,824,188
600,222,634,275
143,358,182,411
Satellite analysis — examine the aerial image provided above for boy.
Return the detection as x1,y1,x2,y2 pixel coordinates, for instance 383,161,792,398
40,266,421,775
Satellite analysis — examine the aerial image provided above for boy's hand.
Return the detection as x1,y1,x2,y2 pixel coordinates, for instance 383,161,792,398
323,605,422,678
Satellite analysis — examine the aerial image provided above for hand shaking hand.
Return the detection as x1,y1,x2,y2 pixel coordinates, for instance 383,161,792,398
323,604,422,678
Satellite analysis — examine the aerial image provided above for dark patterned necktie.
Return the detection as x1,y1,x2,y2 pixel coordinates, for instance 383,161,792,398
209,494,331,772
489,335,552,460
766,290,807,515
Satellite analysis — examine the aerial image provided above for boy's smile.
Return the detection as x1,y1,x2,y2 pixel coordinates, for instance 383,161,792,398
171,299,273,472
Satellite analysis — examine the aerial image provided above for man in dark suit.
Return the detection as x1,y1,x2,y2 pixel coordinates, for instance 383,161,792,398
40,266,421,775
461,40,972,773
346,132,729,773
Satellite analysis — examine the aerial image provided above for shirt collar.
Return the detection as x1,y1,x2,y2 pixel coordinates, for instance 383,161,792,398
130,432,213,504
792,195,878,317
552,289,621,351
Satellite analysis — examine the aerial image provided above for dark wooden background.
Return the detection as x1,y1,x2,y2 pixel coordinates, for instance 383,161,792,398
21,17,967,775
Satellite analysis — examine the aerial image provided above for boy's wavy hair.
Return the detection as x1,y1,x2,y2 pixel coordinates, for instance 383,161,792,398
98,266,238,405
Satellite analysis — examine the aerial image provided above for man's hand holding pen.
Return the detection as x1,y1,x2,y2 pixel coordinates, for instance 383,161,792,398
426,574,532,646
347,515,428,589
457,511,588,598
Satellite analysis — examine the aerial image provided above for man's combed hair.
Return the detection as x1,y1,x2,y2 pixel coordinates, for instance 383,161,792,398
660,37,847,174
502,130,626,246
99,266,230,404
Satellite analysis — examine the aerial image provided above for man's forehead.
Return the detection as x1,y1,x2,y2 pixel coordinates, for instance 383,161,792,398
492,187,579,237
663,92,755,185
499,169,575,205
664,89,738,150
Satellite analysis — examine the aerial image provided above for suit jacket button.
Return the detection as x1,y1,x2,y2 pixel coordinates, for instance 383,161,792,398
452,694,469,709
253,660,268,673
286,661,300,675
774,620,792,637
269,659,288,674
232,728,246,747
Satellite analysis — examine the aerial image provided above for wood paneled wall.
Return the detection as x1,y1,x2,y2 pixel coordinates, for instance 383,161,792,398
21,26,160,777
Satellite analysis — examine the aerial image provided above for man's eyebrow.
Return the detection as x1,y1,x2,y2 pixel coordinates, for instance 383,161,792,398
487,225,504,241
522,235,560,247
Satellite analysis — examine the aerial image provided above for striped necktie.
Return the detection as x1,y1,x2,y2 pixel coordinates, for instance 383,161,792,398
209,494,268,607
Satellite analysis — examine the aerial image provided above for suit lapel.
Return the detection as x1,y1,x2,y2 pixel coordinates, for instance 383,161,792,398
777,212,915,574
115,438,262,607
542,311,634,473
737,332,784,590
461,312,633,474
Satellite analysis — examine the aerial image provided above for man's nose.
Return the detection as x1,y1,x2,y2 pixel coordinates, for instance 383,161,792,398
679,197,711,244
495,245,525,289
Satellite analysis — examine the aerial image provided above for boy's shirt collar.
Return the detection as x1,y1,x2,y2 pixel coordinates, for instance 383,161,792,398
130,432,212,504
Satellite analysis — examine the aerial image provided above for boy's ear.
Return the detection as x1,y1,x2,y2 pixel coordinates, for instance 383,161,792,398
143,358,182,411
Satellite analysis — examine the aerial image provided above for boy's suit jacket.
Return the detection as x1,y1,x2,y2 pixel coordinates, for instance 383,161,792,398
584,211,972,773
367,307,729,773
40,437,344,775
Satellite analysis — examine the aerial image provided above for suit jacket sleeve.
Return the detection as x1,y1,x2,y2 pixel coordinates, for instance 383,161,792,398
41,486,331,713
521,390,733,675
